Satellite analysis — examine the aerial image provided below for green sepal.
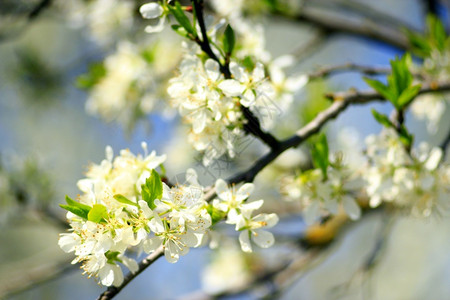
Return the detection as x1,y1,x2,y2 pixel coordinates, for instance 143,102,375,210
223,24,235,55
59,195,91,220
206,205,227,225
88,204,108,223
141,169,163,210
113,194,139,207
311,134,329,179
105,251,121,264
168,2,196,37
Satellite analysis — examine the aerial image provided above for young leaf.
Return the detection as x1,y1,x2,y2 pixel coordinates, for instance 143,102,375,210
397,84,421,108
363,77,394,102
223,24,235,55
88,204,108,223
427,14,446,51
311,134,329,178
60,204,90,220
168,2,196,37
60,195,92,220
141,169,163,210
114,194,139,207
371,109,394,128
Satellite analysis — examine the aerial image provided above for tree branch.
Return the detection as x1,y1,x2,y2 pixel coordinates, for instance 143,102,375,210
308,63,391,80
270,3,413,51
227,80,450,184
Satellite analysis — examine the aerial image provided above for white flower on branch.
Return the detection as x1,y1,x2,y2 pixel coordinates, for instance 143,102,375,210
364,129,450,216
281,155,364,225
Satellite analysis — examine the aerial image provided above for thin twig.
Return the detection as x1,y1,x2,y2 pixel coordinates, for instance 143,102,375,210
270,3,413,50
308,63,391,80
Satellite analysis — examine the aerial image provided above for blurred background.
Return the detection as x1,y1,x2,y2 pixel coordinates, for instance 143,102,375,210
0,0,449,299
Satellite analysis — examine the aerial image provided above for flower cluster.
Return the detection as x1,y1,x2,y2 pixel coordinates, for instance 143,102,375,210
59,144,212,286
281,129,450,224
281,154,363,225
85,39,181,129
212,179,279,252
167,42,280,165
364,129,450,216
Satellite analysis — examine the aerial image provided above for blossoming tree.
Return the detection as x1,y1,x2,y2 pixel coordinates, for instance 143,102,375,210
1,0,450,299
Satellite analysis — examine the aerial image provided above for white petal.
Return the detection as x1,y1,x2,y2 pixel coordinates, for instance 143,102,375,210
204,59,221,81
143,237,162,253
192,111,207,134
252,229,274,248
236,183,254,202
144,16,166,33
425,148,442,170
121,256,138,273
140,3,163,19
252,62,265,82
239,230,253,253
342,196,361,220
218,80,245,97
304,201,320,225
215,179,229,200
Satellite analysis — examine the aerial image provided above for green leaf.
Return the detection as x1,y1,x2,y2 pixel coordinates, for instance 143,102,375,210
397,84,421,107
311,134,329,178
427,14,446,51
88,204,108,223
223,24,235,55
363,77,394,102
406,31,432,57
168,2,196,37
113,194,139,207
76,62,106,90
141,169,163,210
59,195,91,220
371,109,394,128
206,205,227,225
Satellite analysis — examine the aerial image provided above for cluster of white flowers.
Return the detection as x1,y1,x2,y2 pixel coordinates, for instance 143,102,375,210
364,129,450,216
85,39,181,129
212,179,279,252
281,129,450,224
281,154,363,225
410,93,447,133
167,42,278,165
59,143,212,286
